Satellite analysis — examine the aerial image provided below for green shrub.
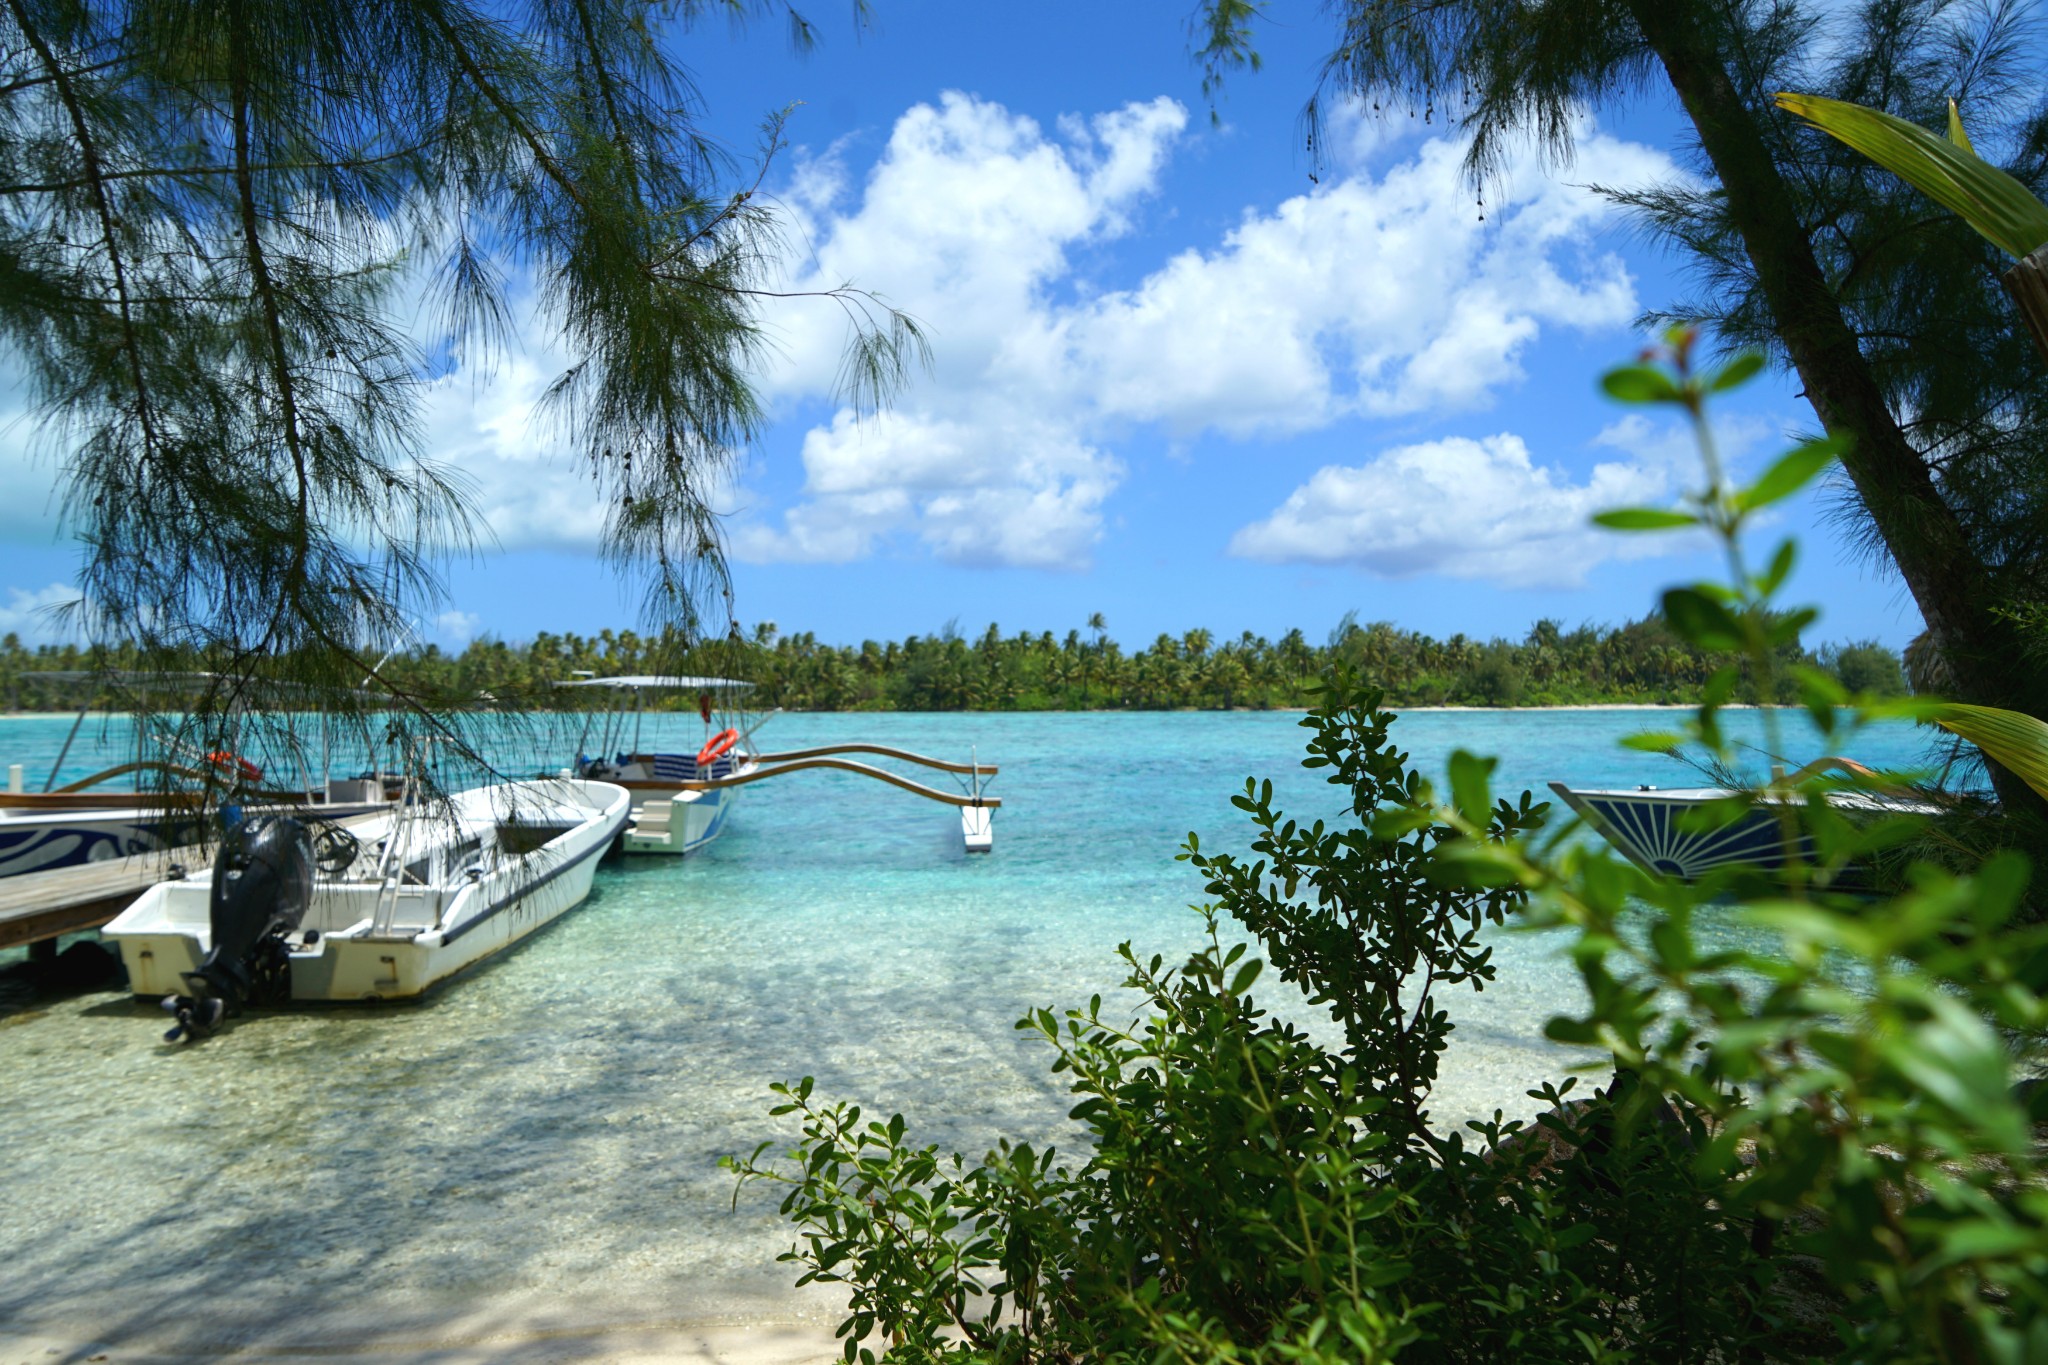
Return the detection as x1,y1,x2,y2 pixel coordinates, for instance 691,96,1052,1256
728,332,2048,1362
1821,639,1909,696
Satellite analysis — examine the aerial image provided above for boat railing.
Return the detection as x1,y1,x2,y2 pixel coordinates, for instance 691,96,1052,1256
369,801,416,938
748,743,997,777
661,756,1001,809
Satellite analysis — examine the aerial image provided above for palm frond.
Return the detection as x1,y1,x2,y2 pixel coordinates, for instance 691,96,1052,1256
1776,89,2048,257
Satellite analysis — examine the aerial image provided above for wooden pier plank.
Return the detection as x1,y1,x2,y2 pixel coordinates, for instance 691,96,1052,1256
0,851,188,949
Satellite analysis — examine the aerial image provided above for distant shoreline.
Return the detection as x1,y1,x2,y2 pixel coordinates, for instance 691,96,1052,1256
0,702,1781,721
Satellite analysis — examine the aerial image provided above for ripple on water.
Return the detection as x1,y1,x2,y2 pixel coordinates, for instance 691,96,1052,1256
0,708,1940,1341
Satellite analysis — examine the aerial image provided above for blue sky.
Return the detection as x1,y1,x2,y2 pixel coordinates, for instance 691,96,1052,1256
0,1,1928,653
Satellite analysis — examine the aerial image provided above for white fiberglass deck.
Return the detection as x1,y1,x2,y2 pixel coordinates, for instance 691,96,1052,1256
105,779,629,1001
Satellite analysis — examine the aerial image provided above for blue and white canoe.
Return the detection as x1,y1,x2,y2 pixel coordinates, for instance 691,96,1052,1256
0,794,391,879
0,806,188,877
1548,776,1938,883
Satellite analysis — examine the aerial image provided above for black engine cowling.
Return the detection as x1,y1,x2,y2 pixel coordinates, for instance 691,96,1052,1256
161,815,314,1043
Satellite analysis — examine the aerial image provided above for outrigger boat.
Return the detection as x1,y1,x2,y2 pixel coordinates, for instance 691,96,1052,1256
0,671,403,877
557,675,1002,854
1550,758,1937,884
0,761,398,878
560,675,762,855
104,777,630,1039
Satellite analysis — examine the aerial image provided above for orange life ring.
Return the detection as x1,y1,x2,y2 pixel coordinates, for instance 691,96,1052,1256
206,750,263,782
696,728,740,767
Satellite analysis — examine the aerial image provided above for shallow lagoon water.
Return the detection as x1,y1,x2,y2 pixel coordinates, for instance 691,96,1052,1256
0,708,1939,1347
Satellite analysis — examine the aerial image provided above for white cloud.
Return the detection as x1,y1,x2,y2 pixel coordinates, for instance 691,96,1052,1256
730,409,1117,569
435,609,482,643
1229,433,1680,588
737,93,1677,570
0,378,77,545
414,347,610,553
1229,406,1788,587
0,583,84,643
0,93,1672,583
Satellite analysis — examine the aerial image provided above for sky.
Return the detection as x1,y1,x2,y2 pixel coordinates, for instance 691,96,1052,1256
0,1,1931,654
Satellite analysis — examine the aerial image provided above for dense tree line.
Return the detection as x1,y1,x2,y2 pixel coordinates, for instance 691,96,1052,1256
0,616,1906,713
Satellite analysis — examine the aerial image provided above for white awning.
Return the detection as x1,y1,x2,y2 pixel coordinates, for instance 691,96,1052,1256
553,675,754,691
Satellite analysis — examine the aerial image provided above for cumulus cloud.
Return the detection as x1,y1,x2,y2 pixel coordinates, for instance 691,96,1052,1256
435,609,482,643
0,583,84,643
0,375,76,546
735,92,1677,570
729,408,1118,569
412,342,610,553
0,92,1675,584
1229,409,1780,587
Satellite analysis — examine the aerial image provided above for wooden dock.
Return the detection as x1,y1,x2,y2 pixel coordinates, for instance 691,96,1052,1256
0,849,195,952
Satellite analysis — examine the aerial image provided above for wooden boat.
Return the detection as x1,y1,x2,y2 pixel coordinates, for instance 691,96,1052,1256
557,675,1003,853
104,778,629,1037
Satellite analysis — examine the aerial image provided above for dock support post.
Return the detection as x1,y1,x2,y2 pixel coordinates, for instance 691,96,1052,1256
6,764,19,794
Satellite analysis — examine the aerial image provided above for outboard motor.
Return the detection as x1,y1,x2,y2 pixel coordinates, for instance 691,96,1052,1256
162,815,314,1043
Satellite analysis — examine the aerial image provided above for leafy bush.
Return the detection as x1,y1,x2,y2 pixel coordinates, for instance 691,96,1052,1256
1820,639,1909,696
728,333,2048,1362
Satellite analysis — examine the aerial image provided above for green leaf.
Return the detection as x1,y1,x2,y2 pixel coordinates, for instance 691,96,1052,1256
1447,748,1495,821
1600,365,1684,405
1661,587,1745,652
1228,958,1264,995
1776,91,2048,259
1705,351,1765,393
1929,702,2048,802
1737,435,1847,512
1592,507,1699,531
1947,98,1975,155
1759,538,1797,595
1621,731,1685,753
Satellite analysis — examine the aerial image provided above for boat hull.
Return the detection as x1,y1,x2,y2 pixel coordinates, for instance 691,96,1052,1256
108,781,628,1002
1549,781,1935,885
0,813,178,878
0,800,392,880
617,780,742,856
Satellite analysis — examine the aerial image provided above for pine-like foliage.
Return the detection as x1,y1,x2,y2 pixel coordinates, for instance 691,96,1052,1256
0,0,922,774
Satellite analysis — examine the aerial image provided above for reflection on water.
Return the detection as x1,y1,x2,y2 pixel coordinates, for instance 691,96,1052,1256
0,708,1938,1343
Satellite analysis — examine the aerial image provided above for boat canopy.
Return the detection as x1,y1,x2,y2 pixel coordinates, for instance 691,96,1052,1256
553,675,754,691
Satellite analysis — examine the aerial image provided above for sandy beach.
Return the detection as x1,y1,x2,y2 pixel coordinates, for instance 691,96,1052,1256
2,1317,843,1365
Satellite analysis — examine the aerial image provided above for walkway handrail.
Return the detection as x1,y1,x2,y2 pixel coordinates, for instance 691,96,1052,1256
628,758,1002,808
746,744,998,776
52,760,213,793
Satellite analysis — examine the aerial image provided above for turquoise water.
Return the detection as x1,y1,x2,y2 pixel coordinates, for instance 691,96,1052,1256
0,708,1940,1348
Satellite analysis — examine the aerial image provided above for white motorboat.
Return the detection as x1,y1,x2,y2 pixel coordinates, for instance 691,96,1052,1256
104,778,629,1038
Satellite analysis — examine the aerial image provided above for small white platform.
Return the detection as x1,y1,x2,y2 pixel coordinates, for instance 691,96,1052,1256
961,805,993,853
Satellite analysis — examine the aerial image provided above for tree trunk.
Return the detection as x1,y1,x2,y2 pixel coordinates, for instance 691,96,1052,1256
1624,0,2048,819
